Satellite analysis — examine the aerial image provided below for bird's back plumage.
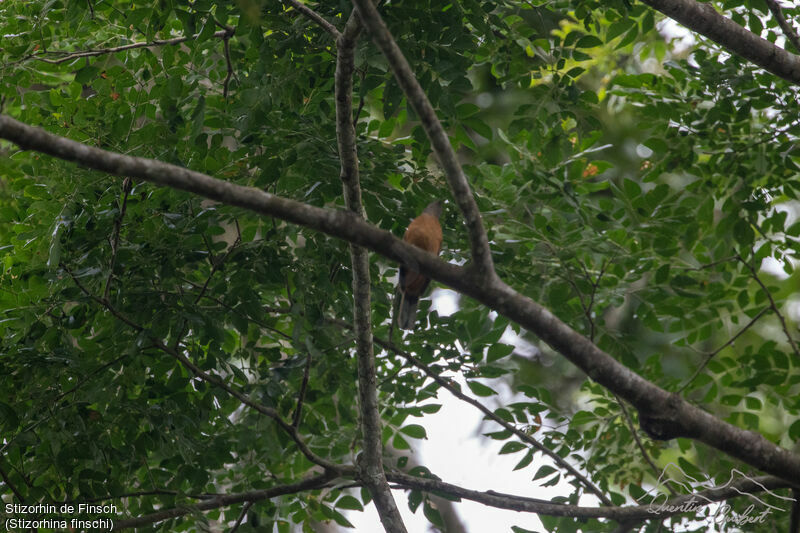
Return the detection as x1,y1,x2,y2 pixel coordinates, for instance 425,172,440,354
396,202,443,330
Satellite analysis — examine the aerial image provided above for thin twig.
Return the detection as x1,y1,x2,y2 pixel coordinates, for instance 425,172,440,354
104,176,132,300
0,462,25,502
112,472,338,530
172,223,241,350
614,394,676,495
26,30,233,65
179,278,293,340
73,489,221,503
222,33,234,99
194,223,241,306
736,254,800,359
292,351,313,428
54,353,129,403
677,307,770,393
579,259,608,342
230,501,254,533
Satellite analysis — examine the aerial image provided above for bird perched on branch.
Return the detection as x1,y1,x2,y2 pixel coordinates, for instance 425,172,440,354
396,200,443,330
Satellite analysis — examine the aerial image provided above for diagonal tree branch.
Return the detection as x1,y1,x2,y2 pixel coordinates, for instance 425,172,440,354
639,0,800,84
371,335,613,506
350,0,495,277
1,115,799,484
736,254,800,359
0,461,25,503
765,0,800,53
334,12,407,532
284,0,341,38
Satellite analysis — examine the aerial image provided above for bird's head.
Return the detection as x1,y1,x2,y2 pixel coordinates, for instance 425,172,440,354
422,200,443,218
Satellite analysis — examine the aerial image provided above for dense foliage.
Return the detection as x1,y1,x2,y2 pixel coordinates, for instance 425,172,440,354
1,0,799,531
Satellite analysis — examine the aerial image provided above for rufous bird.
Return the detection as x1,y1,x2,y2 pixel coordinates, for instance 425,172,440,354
396,200,443,330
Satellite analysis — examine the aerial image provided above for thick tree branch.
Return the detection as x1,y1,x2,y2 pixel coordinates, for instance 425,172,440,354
387,471,797,523
350,0,494,276
335,14,407,532
640,0,800,84
107,467,798,530
1,115,799,484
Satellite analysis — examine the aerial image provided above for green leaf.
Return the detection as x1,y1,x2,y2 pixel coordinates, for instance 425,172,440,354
575,35,603,48
499,441,526,454
790,420,800,441
467,380,497,397
74,65,100,84
486,343,514,362
400,424,427,439
607,19,635,42
532,465,557,481
336,495,364,511
423,501,444,528
513,450,534,471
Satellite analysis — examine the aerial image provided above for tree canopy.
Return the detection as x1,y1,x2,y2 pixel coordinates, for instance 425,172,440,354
1,0,799,532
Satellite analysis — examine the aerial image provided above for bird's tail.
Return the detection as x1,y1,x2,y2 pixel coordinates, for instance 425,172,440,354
397,291,419,330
